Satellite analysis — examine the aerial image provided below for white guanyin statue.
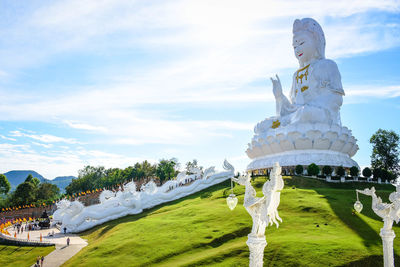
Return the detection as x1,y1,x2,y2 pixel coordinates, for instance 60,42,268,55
246,18,359,171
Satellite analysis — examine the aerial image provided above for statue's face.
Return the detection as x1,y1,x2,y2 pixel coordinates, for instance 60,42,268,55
293,31,317,65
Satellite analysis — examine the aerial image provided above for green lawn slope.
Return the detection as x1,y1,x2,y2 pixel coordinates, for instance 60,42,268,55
59,176,400,267
0,245,54,267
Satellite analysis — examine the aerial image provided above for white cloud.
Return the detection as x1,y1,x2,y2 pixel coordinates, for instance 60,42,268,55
10,130,79,144
31,142,54,149
0,143,150,179
64,120,108,132
0,143,33,154
0,135,16,141
347,85,400,98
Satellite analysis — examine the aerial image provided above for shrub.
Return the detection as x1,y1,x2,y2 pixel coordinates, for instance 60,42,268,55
381,169,396,182
322,166,333,176
350,166,359,177
362,167,372,178
336,166,345,177
373,168,382,180
307,163,320,176
295,165,303,175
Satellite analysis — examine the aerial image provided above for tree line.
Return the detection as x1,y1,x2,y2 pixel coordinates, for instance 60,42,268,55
292,129,399,181
0,174,60,210
65,158,201,195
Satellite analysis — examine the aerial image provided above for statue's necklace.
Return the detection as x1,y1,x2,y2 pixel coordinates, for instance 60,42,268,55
296,64,310,84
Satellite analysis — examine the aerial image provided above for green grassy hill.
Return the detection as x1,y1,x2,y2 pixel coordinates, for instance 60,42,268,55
60,176,400,267
0,245,53,266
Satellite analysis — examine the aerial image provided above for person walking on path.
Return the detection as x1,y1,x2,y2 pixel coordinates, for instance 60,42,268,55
41,256,44,266
67,237,70,246
36,256,40,266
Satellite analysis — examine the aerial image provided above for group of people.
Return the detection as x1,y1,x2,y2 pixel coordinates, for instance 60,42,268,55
166,177,200,192
13,221,41,234
34,256,44,267
13,223,24,234
64,227,71,246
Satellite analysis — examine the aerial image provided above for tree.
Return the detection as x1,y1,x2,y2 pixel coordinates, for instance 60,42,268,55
370,129,400,176
12,182,36,205
66,166,106,194
31,177,40,187
156,159,177,183
25,174,33,183
307,163,319,176
186,159,202,174
362,167,372,178
373,168,382,180
105,168,125,185
141,160,156,179
381,169,396,182
295,165,303,175
350,166,359,177
25,174,40,187
336,166,345,177
322,166,332,177
122,166,136,181
0,174,11,195
37,183,60,201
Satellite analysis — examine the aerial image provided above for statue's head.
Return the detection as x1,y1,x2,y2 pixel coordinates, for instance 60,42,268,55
293,18,325,66
67,201,84,215
56,199,71,210
99,190,115,203
124,181,137,193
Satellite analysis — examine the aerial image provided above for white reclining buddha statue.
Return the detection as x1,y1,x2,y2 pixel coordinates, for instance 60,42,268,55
247,18,359,170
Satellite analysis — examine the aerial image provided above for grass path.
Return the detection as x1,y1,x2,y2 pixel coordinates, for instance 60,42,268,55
61,176,400,266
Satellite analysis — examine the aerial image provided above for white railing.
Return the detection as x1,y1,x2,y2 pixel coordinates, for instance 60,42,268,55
301,175,389,184
0,231,55,245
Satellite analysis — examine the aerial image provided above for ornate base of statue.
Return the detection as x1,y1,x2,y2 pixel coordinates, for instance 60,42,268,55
381,229,395,267
247,149,358,171
246,122,359,171
246,234,267,267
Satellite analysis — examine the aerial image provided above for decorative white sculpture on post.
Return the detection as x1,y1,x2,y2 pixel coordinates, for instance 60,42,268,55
355,184,400,267
54,160,235,233
231,162,284,267
246,18,358,171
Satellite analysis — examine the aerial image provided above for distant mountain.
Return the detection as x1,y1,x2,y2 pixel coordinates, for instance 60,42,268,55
2,170,75,192
50,176,75,192
3,170,48,189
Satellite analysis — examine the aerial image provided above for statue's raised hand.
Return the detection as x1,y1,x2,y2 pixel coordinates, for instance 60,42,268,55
271,75,283,99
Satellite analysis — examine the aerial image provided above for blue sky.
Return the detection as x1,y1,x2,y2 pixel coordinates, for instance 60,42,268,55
0,0,399,179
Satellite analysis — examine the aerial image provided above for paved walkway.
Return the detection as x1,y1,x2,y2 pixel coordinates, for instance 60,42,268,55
31,243,87,267
9,226,87,267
